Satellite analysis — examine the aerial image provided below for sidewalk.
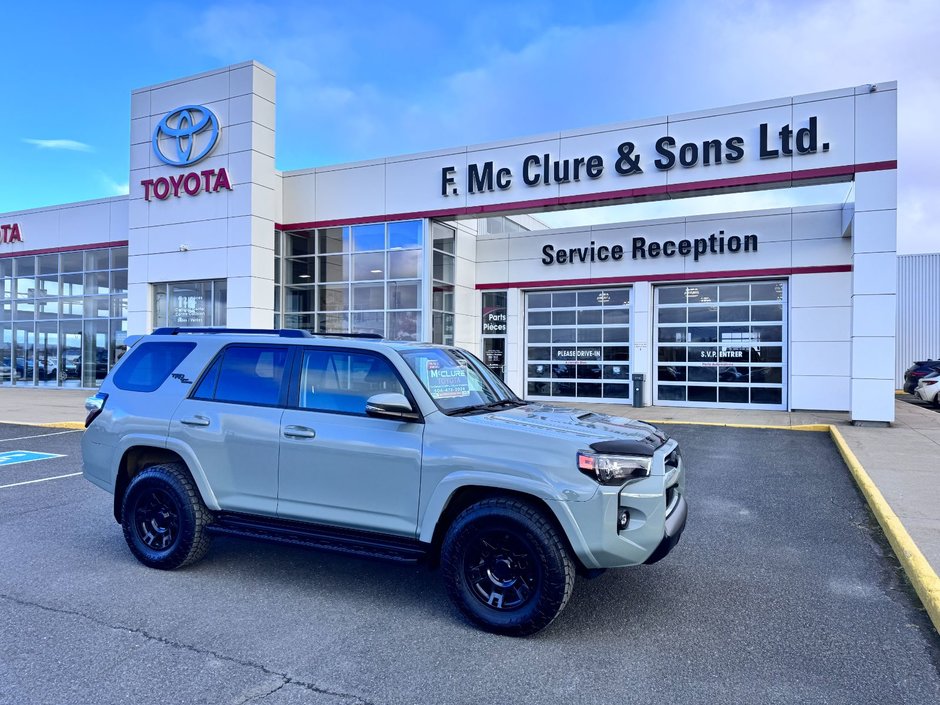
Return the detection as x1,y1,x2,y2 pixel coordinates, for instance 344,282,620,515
2,387,938,574
0,387,91,426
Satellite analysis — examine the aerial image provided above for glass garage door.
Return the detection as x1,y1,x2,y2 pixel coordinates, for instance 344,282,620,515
525,287,631,402
655,281,786,410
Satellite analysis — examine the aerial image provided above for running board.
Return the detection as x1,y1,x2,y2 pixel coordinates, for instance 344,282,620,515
206,513,428,564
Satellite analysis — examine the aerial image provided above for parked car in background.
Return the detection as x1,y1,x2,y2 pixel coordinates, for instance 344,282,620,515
1,357,28,380
903,359,940,394
35,356,59,382
69,352,109,381
914,370,940,407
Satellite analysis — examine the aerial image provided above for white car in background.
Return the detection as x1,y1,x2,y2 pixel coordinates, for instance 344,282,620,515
914,370,940,407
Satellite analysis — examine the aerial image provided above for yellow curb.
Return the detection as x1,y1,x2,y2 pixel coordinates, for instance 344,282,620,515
647,419,829,432
36,421,86,430
828,425,940,634
0,420,84,430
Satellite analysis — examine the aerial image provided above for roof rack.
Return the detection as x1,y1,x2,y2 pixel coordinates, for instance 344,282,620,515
151,327,384,340
152,327,311,338
308,332,384,339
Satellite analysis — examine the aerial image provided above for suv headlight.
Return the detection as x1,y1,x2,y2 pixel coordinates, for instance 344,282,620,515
577,451,651,485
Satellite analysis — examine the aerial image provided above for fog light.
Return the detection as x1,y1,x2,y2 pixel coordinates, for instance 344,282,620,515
618,509,629,530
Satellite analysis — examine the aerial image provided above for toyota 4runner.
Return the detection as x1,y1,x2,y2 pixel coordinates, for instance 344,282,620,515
82,328,687,635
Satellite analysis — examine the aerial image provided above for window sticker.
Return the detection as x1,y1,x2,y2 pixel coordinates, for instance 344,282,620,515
426,359,471,399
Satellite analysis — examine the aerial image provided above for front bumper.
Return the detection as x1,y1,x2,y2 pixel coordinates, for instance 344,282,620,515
644,495,688,564
554,439,687,569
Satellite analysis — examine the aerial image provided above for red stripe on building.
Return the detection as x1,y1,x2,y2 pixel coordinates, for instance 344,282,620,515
0,241,129,259
275,161,896,231
475,264,853,290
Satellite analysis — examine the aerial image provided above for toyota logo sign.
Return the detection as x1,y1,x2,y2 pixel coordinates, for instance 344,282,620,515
152,105,220,167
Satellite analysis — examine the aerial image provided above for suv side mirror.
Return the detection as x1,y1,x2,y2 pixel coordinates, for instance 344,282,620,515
366,393,419,421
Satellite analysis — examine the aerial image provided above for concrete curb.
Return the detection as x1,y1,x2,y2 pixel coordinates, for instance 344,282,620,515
655,419,940,634
828,425,940,634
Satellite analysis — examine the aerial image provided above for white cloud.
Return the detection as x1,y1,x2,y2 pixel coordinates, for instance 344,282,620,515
22,138,94,152
97,172,129,196
188,0,939,253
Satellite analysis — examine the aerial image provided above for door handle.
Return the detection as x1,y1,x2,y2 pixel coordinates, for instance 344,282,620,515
284,425,316,439
180,415,210,427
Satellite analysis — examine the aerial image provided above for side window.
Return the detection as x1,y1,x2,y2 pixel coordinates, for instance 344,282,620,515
191,355,223,400
200,346,288,406
113,342,196,393
299,350,405,415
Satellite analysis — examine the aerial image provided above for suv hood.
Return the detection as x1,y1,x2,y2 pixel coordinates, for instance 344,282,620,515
461,403,668,456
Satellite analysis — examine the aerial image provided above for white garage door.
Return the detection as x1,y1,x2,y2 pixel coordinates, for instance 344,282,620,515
525,287,632,402
654,281,787,410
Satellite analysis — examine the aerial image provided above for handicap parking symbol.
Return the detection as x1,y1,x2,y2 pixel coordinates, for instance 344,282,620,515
0,451,66,467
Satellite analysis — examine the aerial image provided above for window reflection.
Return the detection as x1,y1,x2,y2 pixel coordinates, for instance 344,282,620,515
276,220,423,340
152,280,227,328
0,247,127,388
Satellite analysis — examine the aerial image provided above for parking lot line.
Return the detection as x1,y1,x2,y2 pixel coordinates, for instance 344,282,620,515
0,472,83,490
0,429,82,443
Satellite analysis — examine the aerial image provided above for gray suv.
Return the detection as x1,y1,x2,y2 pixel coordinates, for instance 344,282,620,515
82,328,687,635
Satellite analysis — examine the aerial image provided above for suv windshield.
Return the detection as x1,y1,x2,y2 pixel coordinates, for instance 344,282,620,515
399,347,525,415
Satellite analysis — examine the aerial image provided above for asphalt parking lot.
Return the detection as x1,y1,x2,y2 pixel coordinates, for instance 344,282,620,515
1,422,939,705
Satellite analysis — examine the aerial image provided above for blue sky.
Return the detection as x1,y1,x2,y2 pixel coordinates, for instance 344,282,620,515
1,0,937,252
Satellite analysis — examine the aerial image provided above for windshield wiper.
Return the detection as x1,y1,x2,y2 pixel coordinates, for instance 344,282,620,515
448,399,528,416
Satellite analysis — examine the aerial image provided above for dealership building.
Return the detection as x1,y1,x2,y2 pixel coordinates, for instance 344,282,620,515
0,62,904,422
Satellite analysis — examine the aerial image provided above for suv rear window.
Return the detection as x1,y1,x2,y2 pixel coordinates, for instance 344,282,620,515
113,342,196,392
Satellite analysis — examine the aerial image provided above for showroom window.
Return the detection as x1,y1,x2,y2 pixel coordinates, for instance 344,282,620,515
1,246,128,388
654,281,786,409
431,222,455,345
525,287,632,401
153,280,227,328
276,220,423,340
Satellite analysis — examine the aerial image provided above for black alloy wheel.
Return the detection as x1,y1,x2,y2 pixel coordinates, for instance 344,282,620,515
132,488,181,552
121,462,212,570
464,530,540,611
441,497,575,636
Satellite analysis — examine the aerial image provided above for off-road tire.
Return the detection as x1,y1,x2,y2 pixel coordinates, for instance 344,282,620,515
121,462,212,570
441,497,575,636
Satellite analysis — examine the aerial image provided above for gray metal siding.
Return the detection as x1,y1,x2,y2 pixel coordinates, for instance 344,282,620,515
897,253,940,386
